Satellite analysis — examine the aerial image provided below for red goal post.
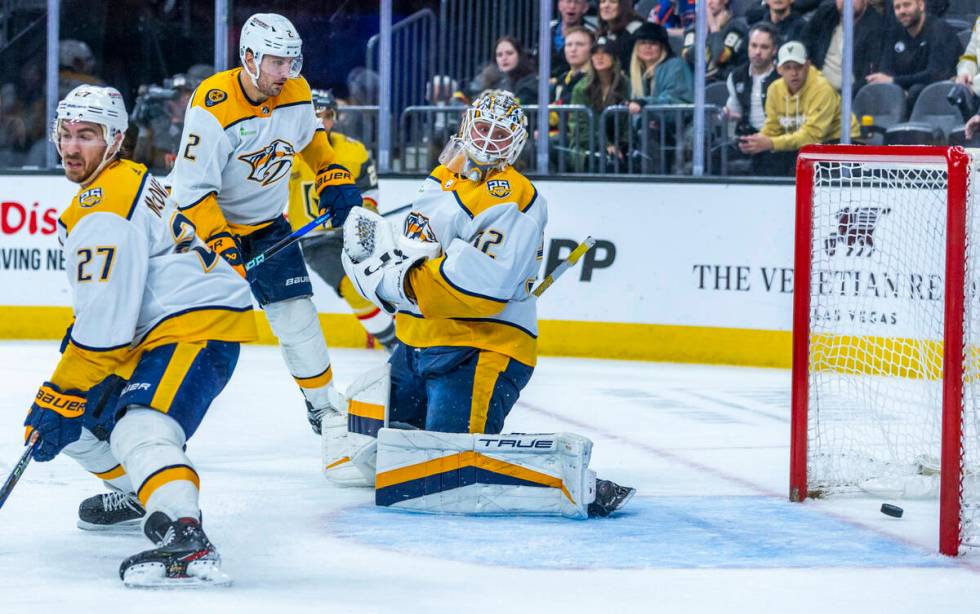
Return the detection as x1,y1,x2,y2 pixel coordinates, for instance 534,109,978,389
790,144,975,556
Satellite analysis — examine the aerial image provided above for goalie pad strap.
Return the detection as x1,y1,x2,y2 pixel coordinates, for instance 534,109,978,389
374,429,595,519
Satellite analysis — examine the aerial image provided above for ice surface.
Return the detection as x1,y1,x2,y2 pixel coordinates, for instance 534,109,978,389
1,342,978,613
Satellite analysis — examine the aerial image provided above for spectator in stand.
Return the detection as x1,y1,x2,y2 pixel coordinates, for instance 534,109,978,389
641,0,696,36
745,0,822,23
750,0,806,44
570,37,630,163
681,0,748,83
802,0,886,94
627,22,694,111
554,26,595,105
132,69,210,174
550,0,597,77
467,36,538,105
865,0,961,104
739,41,859,176
955,17,980,102
725,22,780,135
58,40,105,99
596,0,645,68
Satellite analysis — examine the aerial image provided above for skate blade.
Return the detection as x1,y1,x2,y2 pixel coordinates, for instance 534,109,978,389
617,488,637,512
122,561,232,589
77,518,142,532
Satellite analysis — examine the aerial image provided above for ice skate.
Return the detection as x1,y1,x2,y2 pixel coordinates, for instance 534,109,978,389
120,512,230,588
77,491,145,531
588,479,636,518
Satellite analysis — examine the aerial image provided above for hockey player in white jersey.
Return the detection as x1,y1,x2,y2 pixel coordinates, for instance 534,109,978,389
21,85,256,587
337,90,634,518
169,13,361,434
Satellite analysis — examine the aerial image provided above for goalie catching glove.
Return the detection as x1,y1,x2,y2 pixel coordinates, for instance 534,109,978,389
24,382,86,461
315,163,361,227
341,207,440,314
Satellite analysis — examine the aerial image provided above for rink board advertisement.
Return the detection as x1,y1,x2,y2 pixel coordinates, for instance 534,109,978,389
0,172,807,365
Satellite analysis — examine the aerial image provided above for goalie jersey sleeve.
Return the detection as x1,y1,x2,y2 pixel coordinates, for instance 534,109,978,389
50,160,257,392
397,165,547,367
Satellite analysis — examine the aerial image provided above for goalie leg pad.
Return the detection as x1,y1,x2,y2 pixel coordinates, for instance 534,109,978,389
322,364,391,486
374,428,596,519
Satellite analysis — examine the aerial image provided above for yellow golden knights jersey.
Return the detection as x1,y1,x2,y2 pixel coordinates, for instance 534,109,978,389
397,165,547,367
169,68,335,242
49,160,257,392
287,131,379,235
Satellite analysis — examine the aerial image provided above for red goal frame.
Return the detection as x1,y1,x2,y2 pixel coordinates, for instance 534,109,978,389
789,144,971,556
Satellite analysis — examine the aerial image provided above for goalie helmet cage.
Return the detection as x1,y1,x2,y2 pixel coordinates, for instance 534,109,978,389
790,144,980,557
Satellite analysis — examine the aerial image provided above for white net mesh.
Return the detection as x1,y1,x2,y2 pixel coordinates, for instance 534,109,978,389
806,156,980,553
961,155,980,548
808,161,947,499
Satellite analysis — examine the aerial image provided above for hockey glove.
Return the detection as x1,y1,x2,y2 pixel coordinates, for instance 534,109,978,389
207,232,246,278
24,382,86,462
315,164,361,228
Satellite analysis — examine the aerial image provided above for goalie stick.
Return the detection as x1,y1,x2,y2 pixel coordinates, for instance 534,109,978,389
0,431,38,511
532,237,596,297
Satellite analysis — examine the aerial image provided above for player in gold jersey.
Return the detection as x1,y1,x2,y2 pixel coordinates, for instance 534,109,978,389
287,89,396,351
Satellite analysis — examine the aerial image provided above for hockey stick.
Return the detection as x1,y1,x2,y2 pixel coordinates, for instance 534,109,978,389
244,202,415,272
0,431,38,510
531,236,596,297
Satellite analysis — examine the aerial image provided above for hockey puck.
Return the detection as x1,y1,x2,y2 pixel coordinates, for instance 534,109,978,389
881,503,904,518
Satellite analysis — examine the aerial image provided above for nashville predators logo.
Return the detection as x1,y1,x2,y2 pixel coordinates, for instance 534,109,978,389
487,179,511,198
205,89,227,107
238,139,296,186
78,187,103,208
403,211,437,243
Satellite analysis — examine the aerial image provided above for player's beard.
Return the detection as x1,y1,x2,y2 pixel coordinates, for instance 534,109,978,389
62,152,101,184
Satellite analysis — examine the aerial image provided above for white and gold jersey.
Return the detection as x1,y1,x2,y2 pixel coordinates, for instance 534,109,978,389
397,165,547,367
50,159,256,391
169,68,335,241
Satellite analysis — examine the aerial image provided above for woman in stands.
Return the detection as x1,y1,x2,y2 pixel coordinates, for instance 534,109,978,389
467,36,537,104
596,0,646,67
570,37,630,169
627,21,694,112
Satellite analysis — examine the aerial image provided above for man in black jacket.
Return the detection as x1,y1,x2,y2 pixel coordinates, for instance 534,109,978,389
802,0,886,94
681,0,748,83
865,0,961,103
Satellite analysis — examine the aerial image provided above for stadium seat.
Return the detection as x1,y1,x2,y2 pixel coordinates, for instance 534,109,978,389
959,29,972,51
949,127,980,147
705,81,729,108
946,17,973,32
668,34,683,57
884,82,972,145
852,83,907,144
884,123,946,145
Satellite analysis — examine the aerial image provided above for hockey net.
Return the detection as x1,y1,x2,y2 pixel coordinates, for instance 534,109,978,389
790,145,980,556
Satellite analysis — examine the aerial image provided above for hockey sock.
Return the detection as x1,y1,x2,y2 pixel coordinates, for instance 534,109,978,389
110,407,200,522
63,427,134,492
264,297,336,409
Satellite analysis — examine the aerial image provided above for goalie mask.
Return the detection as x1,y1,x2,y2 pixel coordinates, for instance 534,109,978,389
51,84,128,182
239,13,303,86
438,89,528,182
